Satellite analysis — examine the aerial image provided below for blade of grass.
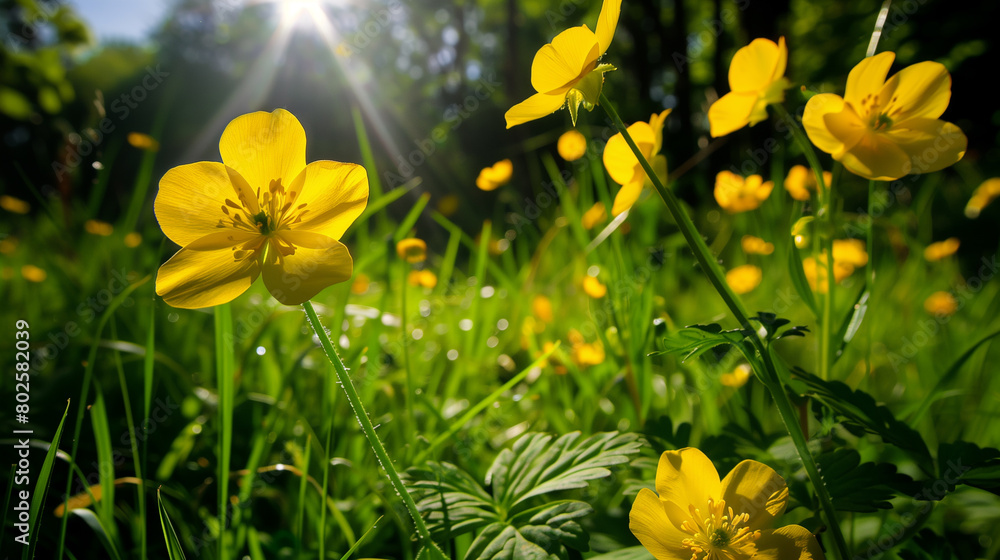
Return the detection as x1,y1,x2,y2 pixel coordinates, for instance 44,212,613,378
339,515,384,560
295,434,312,558
393,192,431,242
26,400,71,560
88,383,117,539
157,488,188,560
214,303,235,560
68,509,125,560
110,317,146,554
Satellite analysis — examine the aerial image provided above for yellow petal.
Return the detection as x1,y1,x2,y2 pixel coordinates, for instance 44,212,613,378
219,108,306,194
505,92,567,128
839,130,912,181
879,61,952,123
802,93,848,155
262,231,352,305
285,161,368,240
155,241,261,309
729,38,782,93
530,26,600,95
754,525,824,560
844,51,895,111
886,118,967,175
708,91,758,137
654,448,721,522
612,181,643,216
603,122,654,186
649,109,672,154
628,488,688,559
594,0,622,56
772,37,788,83
156,162,252,247
720,459,788,532
821,104,867,156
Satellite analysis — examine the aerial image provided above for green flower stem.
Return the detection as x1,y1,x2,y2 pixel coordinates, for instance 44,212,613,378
302,301,437,550
598,92,851,560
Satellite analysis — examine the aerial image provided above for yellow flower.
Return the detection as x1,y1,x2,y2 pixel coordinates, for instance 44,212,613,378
833,238,869,268
720,363,752,388
966,178,1000,218
351,273,370,294
154,109,368,309
583,275,607,298
708,37,790,137
630,448,823,560
408,270,437,289
802,241,867,293
21,264,47,283
124,232,143,248
784,165,831,201
85,219,114,236
726,265,762,295
572,340,605,367
558,129,588,161
0,195,30,214
127,132,160,152
714,171,773,213
740,235,774,256
397,238,427,263
533,294,554,324
924,291,957,316
924,237,959,262
603,110,671,215
582,202,607,229
437,194,460,217
476,159,513,191
505,0,621,128
803,52,967,181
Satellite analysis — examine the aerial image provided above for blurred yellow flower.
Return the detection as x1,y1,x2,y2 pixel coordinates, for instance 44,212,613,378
21,264,47,283
924,238,959,261
476,159,513,191
832,238,869,268
726,264,762,295
630,448,822,560
0,236,18,254
802,240,867,293
603,110,671,215
436,194,460,217
924,291,957,316
124,232,142,248
720,363,752,388
396,238,427,263
505,0,621,127
85,219,114,236
740,235,774,255
708,37,790,137
784,165,831,201
350,273,370,294
408,269,437,289
582,202,608,229
803,52,966,181
127,132,160,151
0,195,30,214
966,178,1000,218
583,275,607,298
572,340,605,367
714,171,773,213
154,109,368,308
558,129,588,161
533,294,554,323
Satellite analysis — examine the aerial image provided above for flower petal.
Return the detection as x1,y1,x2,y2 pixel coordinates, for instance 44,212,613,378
802,93,848,155
888,118,967,175
839,130,912,180
821,104,867,156
728,38,782,93
155,162,251,246
879,61,952,122
505,92,567,128
720,459,788,532
612,180,643,216
595,0,622,56
771,37,788,83
531,26,600,95
708,91,758,137
219,108,306,193
285,161,368,240
844,51,894,111
628,488,688,559
262,231,352,305
155,241,261,309
603,122,655,185
754,525,824,560
654,448,721,520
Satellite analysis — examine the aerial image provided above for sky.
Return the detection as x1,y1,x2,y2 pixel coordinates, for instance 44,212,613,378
68,0,169,43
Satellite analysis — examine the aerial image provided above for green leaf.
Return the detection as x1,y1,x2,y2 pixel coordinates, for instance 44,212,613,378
585,546,655,560
787,244,819,316
816,449,917,512
409,462,500,540
652,324,751,362
464,502,591,560
68,509,125,560
157,488,188,560
936,441,1000,497
898,529,956,560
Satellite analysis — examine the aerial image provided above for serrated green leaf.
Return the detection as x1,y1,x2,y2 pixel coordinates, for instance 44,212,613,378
464,502,593,560
585,546,655,560
652,325,751,362
936,441,1000,497
408,462,500,540
816,449,917,512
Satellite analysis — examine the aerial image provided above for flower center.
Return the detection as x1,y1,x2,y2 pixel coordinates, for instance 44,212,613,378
217,176,311,261
857,92,902,132
679,498,760,560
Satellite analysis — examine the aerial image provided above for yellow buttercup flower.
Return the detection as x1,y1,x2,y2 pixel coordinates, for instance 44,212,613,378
726,265,762,295
476,159,513,191
740,235,774,255
533,294,554,324
966,178,1000,218
582,201,607,230
408,269,437,289
154,109,368,309
784,165,832,201
124,232,142,248
0,195,30,214
21,265,47,283
630,448,823,560
350,273,370,295
85,219,114,236
714,171,773,213
127,132,160,152
603,110,671,216
924,291,957,316
436,194,460,217
802,240,867,293
558,129,588,161
803,52,967,181
397,238,427,263
924,238,959,262
583,275,607,298
505,0,621,128
720,363,752,388
708,37,790,137
572,340,605,367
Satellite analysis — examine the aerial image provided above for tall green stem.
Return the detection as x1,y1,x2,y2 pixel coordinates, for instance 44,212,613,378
302,301,438,552
598,92,850,559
